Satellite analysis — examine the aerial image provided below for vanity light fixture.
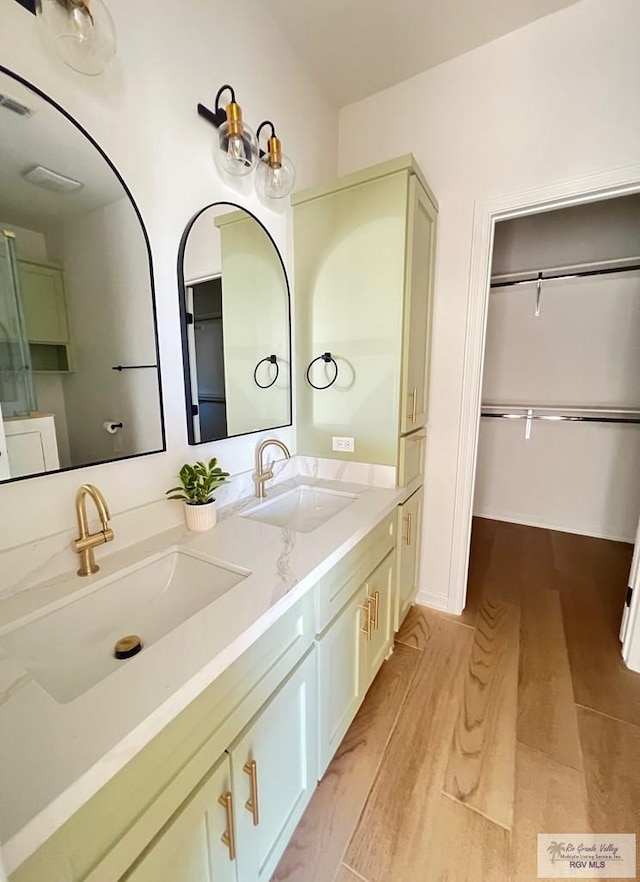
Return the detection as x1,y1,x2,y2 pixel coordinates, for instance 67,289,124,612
198,85,258,178
35,0,116,76
255,120,295,200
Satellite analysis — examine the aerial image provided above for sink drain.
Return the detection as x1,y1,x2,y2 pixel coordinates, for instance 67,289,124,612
114,635,143,660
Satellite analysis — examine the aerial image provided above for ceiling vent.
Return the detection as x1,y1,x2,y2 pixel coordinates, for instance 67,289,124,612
21,165,84,194
0,93,34,117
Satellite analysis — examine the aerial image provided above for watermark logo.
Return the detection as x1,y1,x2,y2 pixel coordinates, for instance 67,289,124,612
537,834,636,878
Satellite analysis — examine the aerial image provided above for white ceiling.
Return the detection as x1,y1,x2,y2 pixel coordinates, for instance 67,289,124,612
0,73,125,232
266,0,581,105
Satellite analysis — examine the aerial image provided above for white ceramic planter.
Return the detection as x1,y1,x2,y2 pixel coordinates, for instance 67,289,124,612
184,500,217,532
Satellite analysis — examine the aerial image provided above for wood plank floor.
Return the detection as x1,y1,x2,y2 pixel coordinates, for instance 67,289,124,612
272,518,639,882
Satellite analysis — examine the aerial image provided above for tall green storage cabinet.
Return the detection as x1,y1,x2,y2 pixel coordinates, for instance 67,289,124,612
292,154,438,488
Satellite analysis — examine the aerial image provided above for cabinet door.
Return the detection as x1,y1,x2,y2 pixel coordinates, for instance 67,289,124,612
18,262,69,344
400,178,437,433
295,172,408,466
317,584,367,775
122,753,237,882
363,550,395,691
395,488,424,630
398,428,426,488
229,649,317,882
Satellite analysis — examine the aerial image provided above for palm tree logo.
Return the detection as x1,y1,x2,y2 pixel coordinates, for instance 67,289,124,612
547,842,566,864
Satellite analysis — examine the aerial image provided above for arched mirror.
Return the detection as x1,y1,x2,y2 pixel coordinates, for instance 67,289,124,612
0,66,164,483
178,203,292,443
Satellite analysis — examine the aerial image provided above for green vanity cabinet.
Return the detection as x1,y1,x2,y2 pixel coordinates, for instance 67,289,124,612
317,583,368,774
395,487,424,630
17,260,72,372
120,753,237,882
10,594,315,882
316,510,396,776
123,650,317,882
400,178,437,435
317,546,396,776
361,550,395,693
229,649,317,882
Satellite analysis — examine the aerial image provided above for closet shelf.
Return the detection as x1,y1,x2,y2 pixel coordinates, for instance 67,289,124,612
490,255,640,289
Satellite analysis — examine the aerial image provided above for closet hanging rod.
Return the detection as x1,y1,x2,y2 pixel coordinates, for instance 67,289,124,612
490,262,640,290
482,405,640,417
481,412,640,425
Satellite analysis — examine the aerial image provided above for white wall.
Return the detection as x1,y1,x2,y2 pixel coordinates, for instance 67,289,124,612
0,0,337,557
183,208,222,283
0,223,48,263
47,196,162,465
338,0,640,608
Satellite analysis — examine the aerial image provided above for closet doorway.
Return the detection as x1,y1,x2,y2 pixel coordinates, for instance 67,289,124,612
465,193,640,721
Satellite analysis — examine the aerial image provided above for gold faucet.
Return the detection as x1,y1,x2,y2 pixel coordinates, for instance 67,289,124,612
73,484,115,576
255,439,291,499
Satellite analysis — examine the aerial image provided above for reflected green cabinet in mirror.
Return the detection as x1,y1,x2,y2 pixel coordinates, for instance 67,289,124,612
293,155,437,486
18,260,72,372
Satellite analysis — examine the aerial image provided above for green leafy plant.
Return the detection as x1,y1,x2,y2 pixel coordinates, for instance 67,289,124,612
166,458,229,506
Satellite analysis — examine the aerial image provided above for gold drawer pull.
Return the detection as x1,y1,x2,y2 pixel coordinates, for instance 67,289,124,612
218,791,236,860
369,590,380,630
408,387,417,423
360,601,373,641
404,512,413,546
243,759,260,826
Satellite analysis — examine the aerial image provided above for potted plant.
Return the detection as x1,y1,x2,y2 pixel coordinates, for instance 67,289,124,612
166,458,229,532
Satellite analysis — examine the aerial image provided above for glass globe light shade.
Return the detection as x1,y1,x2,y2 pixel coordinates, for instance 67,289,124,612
255,152,295,200
214,120,258,177
36,0,116,76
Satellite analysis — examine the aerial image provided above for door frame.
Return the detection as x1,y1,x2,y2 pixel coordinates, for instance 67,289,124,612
448,162,640,615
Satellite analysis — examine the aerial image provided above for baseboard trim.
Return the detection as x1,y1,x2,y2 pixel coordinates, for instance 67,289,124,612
415,590,449,612
473,510,634,544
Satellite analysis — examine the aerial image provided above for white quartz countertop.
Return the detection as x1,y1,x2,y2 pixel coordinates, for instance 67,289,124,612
0,475,406,873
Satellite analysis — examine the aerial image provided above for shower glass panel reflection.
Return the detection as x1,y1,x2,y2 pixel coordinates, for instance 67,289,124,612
0,231,36,417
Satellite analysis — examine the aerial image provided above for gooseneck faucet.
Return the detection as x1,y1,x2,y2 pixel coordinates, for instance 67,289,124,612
73,484,115,576
254,439,291,499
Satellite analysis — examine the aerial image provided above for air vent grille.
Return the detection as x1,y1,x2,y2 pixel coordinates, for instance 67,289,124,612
0,93,34,118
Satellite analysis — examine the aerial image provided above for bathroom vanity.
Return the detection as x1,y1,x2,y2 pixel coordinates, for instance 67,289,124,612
0,475,416,882
0,57,436,882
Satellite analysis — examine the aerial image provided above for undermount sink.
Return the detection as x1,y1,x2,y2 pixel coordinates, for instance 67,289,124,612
242,484,359,533
0,549,247,704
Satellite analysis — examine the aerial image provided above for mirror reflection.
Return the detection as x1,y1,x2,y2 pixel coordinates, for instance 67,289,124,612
0,68,164,483
179,203,291,443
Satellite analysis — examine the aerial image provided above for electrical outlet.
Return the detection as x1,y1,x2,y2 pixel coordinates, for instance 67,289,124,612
332,436,355,453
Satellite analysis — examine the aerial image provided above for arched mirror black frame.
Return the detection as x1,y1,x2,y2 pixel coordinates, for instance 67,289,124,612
177,202,293,445
0,63,166,484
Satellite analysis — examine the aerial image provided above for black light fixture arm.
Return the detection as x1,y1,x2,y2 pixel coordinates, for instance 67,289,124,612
197,84,236,130
256,120,276,142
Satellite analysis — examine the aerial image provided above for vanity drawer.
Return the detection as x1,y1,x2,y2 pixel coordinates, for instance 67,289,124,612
398,428,426,488
11,593,314,882
314,511,395,634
